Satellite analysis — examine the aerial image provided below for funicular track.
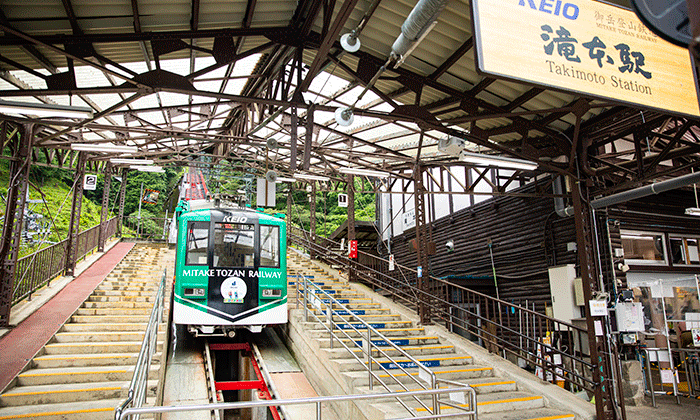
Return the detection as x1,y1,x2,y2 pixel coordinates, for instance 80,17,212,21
202,339,282,420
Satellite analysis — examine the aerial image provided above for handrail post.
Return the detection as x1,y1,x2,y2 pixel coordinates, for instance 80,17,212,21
303,274,309,322
327,305,333,349
432,373,438,416
367,327,373,390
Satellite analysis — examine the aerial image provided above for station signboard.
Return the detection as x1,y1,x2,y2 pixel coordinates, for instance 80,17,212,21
471,0,700,117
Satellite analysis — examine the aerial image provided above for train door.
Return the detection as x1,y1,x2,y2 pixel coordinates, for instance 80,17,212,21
206,214,260,323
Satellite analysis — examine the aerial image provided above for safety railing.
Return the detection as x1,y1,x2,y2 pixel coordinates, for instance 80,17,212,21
115,386,476,420
114,268,167,420
290,267,477,419
121,216,170,241
13,217,118,305
289,228,598,395
641,347,700,407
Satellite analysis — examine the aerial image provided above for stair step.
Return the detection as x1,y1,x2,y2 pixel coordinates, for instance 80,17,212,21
16,365,160,386
333,353,473,372
70,315,150,323
53,330,164,343
324,344,456,359
60,323,149,332
343,365,495,387
317,335,441,348
43,340,163,354
74,307,151,316
33,352,162,368
82,301,154,309
0,381,156,406
0,398,128,419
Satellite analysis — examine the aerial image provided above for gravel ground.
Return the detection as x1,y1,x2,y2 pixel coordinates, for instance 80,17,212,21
625,394,700,420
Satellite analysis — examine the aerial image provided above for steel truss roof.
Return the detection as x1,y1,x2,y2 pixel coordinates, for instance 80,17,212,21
0,0,698,197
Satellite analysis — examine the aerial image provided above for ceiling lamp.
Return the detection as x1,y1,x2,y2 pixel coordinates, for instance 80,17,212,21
130,165,164,173
0,100,93,119
110,158,154,165
71,143,138,153
339,167,390,178
459,151,538,171
294,173,330,182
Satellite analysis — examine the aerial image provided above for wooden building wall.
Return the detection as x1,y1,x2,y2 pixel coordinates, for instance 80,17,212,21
387,183,699,315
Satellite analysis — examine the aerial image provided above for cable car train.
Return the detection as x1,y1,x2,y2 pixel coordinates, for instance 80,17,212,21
172,170,287,337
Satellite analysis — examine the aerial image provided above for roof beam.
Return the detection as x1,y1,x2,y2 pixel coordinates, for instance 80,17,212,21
295,0,360,96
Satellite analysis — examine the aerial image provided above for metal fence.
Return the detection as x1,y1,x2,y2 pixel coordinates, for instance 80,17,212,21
115,386,476,420
289,227,601,396
121,216,170,241
13,217,118,305
290,267,477,419
642,347,700,406
115,268,166,420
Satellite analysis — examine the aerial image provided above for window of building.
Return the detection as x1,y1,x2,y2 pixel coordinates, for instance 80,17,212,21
621,230,667,265
260,225,280,268
670,236,700,265
213,223,255,267
186,221,209,265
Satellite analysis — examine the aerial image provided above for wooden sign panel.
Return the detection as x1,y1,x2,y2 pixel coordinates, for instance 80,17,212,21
471,0,700,117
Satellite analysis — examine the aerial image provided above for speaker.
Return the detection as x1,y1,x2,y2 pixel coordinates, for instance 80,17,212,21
437,136,465,157
334,107,354,126
266,138,279,149
265,170,277,183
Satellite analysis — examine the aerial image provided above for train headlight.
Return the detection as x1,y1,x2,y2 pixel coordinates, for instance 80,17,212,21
184,287,206,297
261,288,282,298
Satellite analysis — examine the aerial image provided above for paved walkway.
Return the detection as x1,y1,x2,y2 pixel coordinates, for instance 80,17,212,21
626,394,700,419
0,242,134,391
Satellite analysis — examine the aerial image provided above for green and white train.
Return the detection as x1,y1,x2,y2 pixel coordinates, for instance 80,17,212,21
173,199,287,337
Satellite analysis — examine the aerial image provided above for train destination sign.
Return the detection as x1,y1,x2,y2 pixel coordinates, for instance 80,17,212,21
471,0,700,117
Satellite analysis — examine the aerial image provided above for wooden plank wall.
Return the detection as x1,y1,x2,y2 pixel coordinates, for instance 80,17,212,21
387,185,698,314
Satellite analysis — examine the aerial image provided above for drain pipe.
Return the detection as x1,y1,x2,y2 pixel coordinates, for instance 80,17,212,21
591,171,700,209
553,175,574,217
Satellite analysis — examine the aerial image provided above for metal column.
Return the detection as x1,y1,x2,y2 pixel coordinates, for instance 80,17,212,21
413,165,431,325
347,174,356,282
287,186,293,243
98,162,112,252
0,124,33,327
309,181,316,259
65,151,87,277
571,179,625,420
117,168,128,236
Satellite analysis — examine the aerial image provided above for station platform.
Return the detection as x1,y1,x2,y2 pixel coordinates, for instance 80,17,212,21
0,242,135,392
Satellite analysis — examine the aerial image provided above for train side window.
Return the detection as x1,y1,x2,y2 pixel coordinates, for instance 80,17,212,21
213,223,255,267
260,225,280,268
186,221,209,266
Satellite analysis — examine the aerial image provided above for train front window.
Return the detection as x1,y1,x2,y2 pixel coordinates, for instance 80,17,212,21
213,223,255,267
260,225,280,268
186,221,209,266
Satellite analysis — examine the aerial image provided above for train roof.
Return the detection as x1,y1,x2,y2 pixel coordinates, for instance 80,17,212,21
176,199,284,223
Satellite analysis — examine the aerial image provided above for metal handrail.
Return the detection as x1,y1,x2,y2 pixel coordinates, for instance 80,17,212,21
291,266,477,418
13,217,119,304
116,386,477,420
289,228,598,394
114,268,167,420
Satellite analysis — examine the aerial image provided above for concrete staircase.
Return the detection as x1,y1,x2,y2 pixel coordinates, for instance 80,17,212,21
0,243,173,420
285,250,590,420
